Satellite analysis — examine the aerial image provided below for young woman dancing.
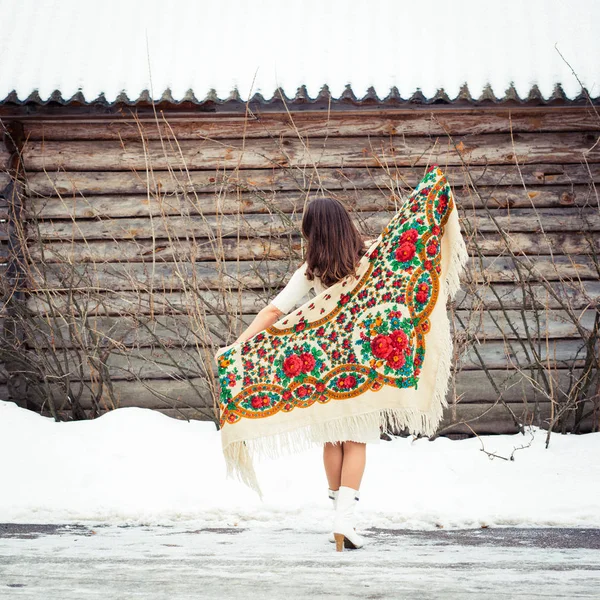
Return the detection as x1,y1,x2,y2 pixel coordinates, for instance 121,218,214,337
220,197,377,550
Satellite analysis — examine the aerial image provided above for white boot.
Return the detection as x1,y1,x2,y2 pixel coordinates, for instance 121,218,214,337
327,489,338,543
332,486,364,551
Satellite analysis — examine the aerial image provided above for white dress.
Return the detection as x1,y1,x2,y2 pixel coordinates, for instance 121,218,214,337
269,261,326,314
270,240,378,314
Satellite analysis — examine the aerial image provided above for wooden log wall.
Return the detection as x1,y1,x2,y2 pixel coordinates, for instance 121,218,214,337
3,107,600,434
0,133,8,401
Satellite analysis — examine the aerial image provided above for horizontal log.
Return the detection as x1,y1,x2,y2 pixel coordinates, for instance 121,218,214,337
41,402,598,434
24,163,600,196
26,209,600,241
23,110,600,141
21,133,600,171
435,402,597,435
23,281,600,316
456,338,589,371
452,368,585,403
25,185,599,220
21,309,597,349
43,378,216,414
0,172,11,190
34,368,587,412
453,281,600,310
11,338,590,383
24,256,600,292
22,231,600,265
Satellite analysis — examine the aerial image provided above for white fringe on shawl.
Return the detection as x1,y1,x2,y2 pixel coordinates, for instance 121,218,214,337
219,173,469,499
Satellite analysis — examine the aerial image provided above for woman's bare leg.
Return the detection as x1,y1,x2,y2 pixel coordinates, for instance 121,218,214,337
340,441,366,490
323,442,343,490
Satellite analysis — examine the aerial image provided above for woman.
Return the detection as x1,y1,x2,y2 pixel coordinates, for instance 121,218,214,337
221,196,376,550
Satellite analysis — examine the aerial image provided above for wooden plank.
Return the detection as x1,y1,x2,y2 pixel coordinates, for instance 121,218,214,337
21,133,600,171
23,281,600,316
37,368,586,410
0,149,9,169
23,309,597,349
435,402,598,435
22,110,600,141
452,368,584,403
0,241,9,263
43,378,216,413
25,184,599,220
24,163,600,196
25,256,600,292
455,338,589,371
42,402,598,434
26,208,600,241
0,172,11,189
13,339,590,381
453,281,600,310
24,231,600,264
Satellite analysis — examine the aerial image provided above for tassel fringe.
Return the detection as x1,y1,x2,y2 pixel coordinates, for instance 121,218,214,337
223,403,450,499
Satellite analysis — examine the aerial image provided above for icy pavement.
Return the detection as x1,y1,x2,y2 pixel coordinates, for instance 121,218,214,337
1,524,599,599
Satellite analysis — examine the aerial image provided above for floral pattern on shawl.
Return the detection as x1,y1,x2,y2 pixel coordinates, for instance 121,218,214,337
217,165,455,428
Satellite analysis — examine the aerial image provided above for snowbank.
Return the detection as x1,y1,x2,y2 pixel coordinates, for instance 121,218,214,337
1,399,598,529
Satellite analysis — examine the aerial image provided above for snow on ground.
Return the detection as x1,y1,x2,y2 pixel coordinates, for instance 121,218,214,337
1,399,598,530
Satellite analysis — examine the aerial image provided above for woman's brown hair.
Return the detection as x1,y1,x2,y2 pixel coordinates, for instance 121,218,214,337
300,197,368,288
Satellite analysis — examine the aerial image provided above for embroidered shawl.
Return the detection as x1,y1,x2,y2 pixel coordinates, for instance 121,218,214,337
215,165,469,497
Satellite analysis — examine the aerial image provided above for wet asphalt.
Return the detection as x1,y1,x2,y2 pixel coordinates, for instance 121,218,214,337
1,523,599,599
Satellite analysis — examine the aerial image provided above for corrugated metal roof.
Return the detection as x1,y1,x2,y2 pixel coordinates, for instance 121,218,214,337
0,0,598,107
0,83,595,110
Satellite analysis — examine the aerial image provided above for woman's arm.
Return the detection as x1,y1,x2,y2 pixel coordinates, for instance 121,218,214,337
233,303,285,345
215,305,284,361
215,262,310,360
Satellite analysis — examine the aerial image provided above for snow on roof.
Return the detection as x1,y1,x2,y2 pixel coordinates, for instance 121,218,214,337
0,0,598,104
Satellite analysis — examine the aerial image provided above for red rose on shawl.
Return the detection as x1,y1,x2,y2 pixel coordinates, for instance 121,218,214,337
315,382,326,392
424,260,433,271
300,352,316,373
283,354,304,378
386,350,406,370
371,334,394,358
436,193,448,214
340,293,351,305
416,283,429,303
295,321,306,332
389,329,409,352
395,242,416,263
282,389,293,400
337,375,356,389
431,225,441,236
426,243,437,256
296,385,310,398
400,228,419,244
251,395,270,408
